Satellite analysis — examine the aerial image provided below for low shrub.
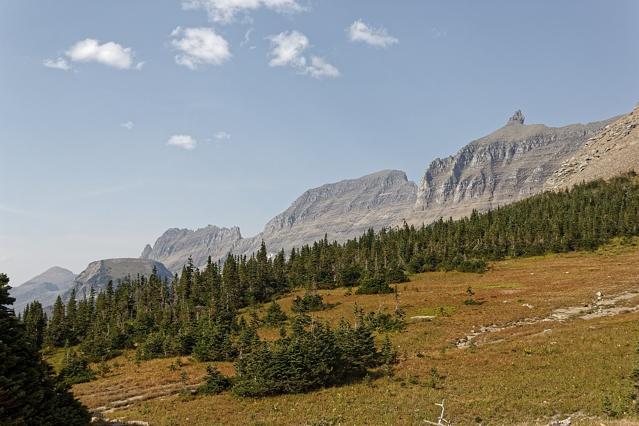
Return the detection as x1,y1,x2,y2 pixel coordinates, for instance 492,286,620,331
197,366,231,395
291,294,326,313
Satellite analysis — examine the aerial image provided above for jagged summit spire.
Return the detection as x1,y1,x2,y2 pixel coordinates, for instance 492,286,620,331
507,110,525,125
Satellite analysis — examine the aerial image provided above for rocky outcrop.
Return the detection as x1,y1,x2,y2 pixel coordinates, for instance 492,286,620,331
141,226,242,273
142,170,417,272
545,105,639,190
507,110,525,125
10,266,76,313
409,111,616,225
70,258,173,299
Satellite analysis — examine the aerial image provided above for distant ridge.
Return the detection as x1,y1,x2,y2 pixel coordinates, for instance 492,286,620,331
142,109,624,273
10,266,76,313
142,170,417,272
68,258,173,300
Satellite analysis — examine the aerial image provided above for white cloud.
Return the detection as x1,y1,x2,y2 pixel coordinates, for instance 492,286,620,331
43,57,71,71
306,56,340,79
66,38,141,69
348,20,398,48
268,30,339,79
167,135,197,150
268,30,308,68
182,0,303,24
171,27,231,69
214,131,232,141
120,121,135,130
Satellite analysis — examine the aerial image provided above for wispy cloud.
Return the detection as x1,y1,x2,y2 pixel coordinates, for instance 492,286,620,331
348,20,398,48
240,28,254,47
268,31,339,79
306,56,339,79
43,57,72,71
167,134,197,150
171,27,231,69
120,121,135,130
182,0,304,24
430,28,448,39
214,131,232,141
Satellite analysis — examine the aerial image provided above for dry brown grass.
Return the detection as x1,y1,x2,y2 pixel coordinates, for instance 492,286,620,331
71,241,639,425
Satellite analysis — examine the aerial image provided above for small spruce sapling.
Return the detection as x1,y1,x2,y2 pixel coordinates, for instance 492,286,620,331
197,366,231,395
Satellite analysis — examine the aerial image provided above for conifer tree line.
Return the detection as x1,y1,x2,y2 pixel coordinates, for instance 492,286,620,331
25,175,639,355
13,174,639,396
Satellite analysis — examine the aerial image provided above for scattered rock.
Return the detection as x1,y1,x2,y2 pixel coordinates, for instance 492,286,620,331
410,315,436,322
456,289,639,348
548,417,571,426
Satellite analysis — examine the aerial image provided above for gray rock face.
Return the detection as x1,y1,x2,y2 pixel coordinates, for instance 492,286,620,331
70,258,173,299
10,266,76,313
141,226,243,273
507,110,525,125
257,170,417,255
409,112,615,225
545,105,638,191
142,170,417,272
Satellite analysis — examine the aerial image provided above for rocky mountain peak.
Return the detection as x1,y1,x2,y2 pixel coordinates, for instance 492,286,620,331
141,225,244,272
140,244,153,259
10,266,76,313
507,110,525,125
410,114,616,225
70,258,173,300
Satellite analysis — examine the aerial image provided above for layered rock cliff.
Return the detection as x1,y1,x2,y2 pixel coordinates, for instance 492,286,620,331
409,111,615,225
141,226,243,272
257,170,416,253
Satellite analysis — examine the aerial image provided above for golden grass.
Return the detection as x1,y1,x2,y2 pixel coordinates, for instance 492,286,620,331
72,242,639,425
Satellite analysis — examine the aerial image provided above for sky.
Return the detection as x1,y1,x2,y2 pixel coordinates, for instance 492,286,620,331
1,0,638,285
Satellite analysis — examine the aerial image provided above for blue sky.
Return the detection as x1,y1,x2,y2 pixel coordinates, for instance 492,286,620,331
1,0,638,285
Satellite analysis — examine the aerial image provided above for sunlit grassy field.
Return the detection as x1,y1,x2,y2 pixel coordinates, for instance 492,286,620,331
65,240,639,425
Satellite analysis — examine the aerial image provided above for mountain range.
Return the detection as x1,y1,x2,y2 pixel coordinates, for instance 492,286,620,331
11,106,637,310
140,109,620,272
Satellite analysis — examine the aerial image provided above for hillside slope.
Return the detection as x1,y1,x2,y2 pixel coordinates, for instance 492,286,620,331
546,105,639,190
74,242,639,425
